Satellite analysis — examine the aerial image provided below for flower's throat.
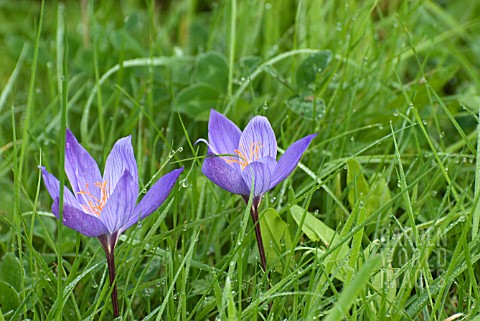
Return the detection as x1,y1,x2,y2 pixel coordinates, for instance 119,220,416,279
224,142,263,170
77,181,110,216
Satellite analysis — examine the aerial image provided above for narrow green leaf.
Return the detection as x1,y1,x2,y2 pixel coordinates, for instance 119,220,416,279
346,159,370,208
347,160,391,220
225,276,238,321
289,205,336,246
290,205,350,280
324,255,382,321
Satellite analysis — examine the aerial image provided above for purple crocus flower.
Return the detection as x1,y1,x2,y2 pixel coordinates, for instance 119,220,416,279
200,109,316,200
198,109,316,273
40,129,183,317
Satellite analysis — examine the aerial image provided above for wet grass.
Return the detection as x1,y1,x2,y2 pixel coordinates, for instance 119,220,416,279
1,0,480,320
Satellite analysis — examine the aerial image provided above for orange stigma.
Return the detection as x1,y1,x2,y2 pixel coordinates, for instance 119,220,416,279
77,181,110,216
224,142,263,170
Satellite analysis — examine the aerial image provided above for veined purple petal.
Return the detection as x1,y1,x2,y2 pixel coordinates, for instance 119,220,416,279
40,166,82,211
256,156,277,176
100,170,137,234
241,158,276,196
64,129,103,204
239,116,277,163
123,167,184,231
270,134,317,188
103,136,138,195
52,198,109,237
203,154,250,195
208,109,242,156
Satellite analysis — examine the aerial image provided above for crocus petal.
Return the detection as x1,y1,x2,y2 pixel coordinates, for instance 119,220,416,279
40,166,82,211
100,170,137,234
257,156,277,176
64,129,103,203
270,134,317,188
208,109,242,156
241,158,276,196
202,154,250,195
123,167,184,231
239,116,277,161
103,136,138,195
52,198,109,237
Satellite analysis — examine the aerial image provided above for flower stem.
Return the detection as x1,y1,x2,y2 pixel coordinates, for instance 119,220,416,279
105,250,119,318
245,196,268,274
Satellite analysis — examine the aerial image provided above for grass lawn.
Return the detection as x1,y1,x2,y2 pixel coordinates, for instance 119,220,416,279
1,0,480,320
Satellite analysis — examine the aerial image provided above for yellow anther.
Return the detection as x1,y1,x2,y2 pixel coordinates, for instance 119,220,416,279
224,142,263,170
77,181,110,216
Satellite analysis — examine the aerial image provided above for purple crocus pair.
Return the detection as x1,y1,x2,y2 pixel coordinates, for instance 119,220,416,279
40,110,315,317
198,109,316,272
40,129,183,317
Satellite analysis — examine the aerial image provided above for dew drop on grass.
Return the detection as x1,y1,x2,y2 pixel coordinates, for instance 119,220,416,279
144,288,152,297
462,157,467,163
269,240,274,247
270,197,277,203
237,241,242,246
422,120,427,125
393,111,399,117
431,190,437,196
265,3,272,10
350,136,355,142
